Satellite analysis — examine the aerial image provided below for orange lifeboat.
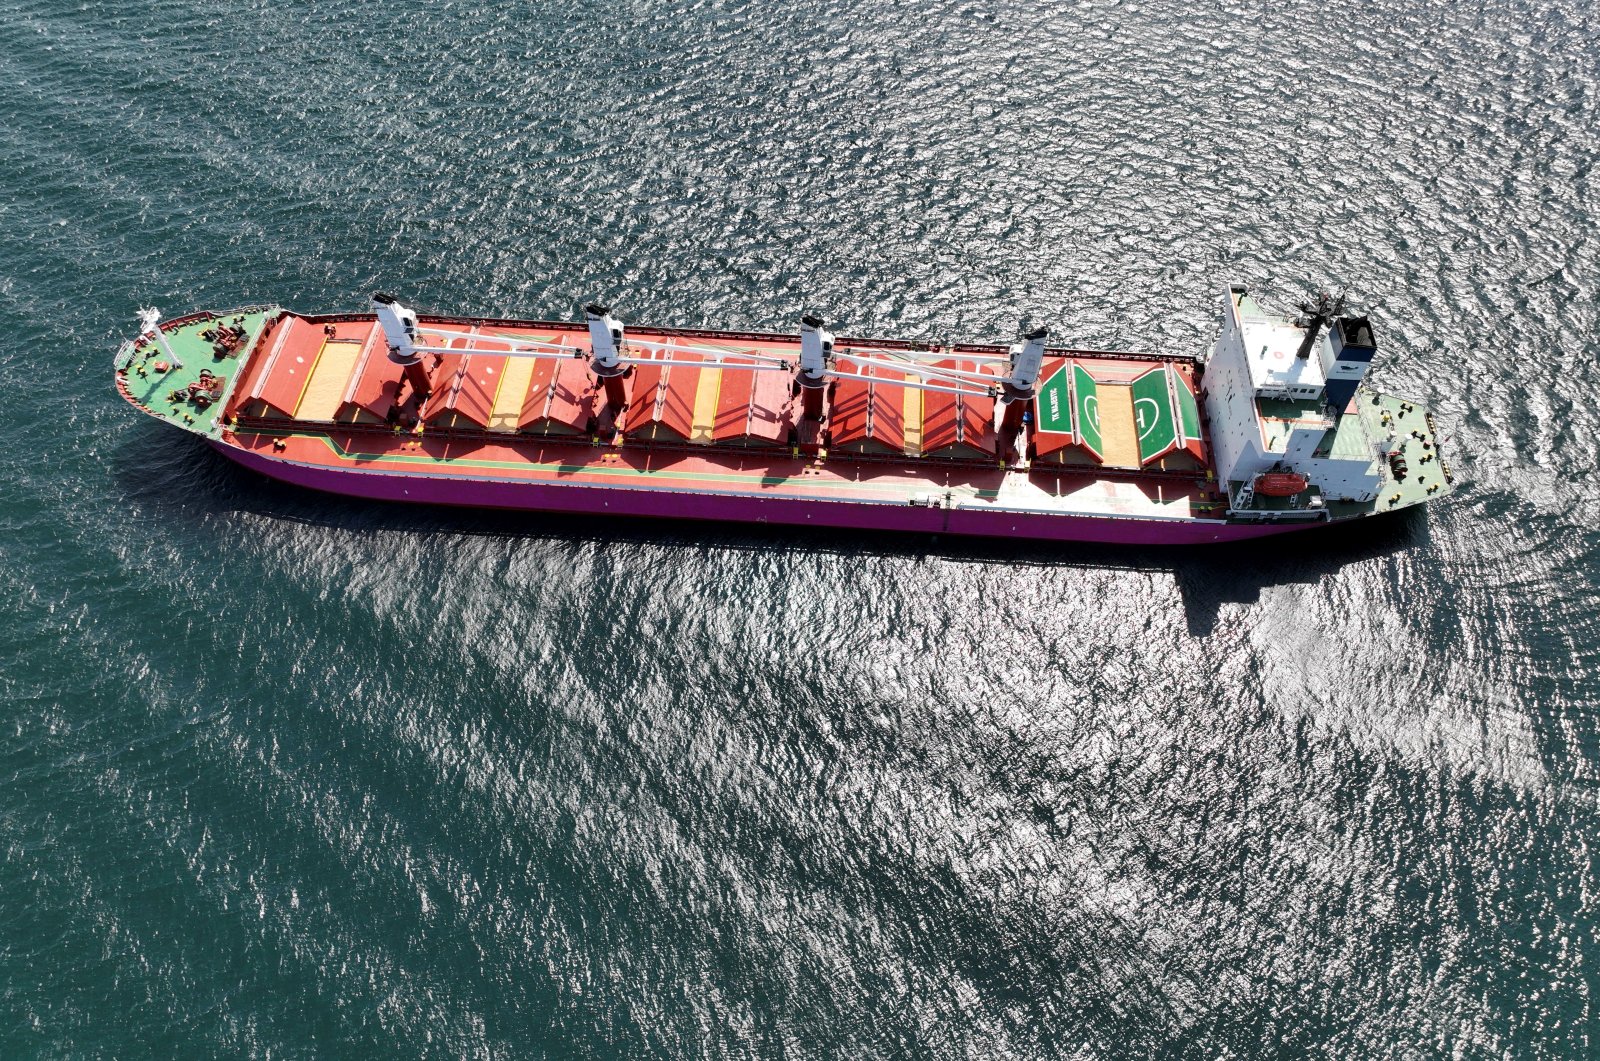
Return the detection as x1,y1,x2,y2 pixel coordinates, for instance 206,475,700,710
1254,472,1309,497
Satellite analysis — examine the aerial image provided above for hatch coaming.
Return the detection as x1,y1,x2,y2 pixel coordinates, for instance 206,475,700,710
214,308,1219,476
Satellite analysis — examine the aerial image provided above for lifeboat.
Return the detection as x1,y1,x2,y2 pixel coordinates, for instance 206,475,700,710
1254,471,1309,497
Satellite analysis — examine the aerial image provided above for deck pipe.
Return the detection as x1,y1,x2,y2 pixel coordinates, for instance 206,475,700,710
585,303,629,409
373,293,433,397
798,313,833,421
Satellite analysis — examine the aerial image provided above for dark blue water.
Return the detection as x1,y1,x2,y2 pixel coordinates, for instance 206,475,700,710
3,0,1599,1056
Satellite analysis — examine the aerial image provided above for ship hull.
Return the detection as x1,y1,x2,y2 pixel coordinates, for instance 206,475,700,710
117,300,1443,547
214,442,1318,546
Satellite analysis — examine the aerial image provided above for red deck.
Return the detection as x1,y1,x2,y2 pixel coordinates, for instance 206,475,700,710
211,308,1225,535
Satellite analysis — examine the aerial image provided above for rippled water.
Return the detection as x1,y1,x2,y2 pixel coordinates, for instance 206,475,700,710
2,0,1598,1056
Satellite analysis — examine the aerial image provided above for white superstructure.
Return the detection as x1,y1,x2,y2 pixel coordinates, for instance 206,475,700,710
1203,286,1388,505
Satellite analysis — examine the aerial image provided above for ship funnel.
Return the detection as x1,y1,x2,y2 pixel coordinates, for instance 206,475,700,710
585,303,624,374
1006,325,1050,394
1321,314,1377,410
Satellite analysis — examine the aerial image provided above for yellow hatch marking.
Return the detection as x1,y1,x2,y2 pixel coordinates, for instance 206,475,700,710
902,378,923,456
690,367,723,443
295,340,363,422
489,356,537,432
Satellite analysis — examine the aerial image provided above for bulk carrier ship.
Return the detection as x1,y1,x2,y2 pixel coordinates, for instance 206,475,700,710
112,287,1452,545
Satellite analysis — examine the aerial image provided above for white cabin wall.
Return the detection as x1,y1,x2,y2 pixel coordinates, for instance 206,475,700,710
1205,287,1387,503
1301,455,1381,502
1204,291,1275,485
1284,425,1325,462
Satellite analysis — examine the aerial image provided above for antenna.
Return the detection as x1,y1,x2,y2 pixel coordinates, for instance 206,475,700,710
1293,290,1346,359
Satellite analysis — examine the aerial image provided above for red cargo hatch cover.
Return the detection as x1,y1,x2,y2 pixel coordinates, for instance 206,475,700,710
829,363,906,454
521,357,594,435
713,367,790,445
920,359,996,458
625,360,701,441
245,314,324,418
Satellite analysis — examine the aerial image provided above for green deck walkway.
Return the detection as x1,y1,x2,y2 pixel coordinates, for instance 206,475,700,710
120,310,272,437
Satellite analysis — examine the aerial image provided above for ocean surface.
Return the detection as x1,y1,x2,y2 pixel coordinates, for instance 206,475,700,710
2,0,1598,1056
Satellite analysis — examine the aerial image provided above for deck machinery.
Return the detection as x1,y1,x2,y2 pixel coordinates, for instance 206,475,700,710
112,286,1452,545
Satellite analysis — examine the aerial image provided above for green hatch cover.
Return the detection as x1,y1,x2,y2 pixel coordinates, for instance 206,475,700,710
1174,368,1201,440
1073,364,1102,459
1132,367,1178,462
1036,366,1074,434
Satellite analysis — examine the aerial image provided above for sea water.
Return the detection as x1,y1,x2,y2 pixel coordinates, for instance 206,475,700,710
2,0,1598,1056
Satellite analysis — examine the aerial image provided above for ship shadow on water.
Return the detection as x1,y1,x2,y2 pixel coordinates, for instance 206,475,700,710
116,430,1428,639
916,511,1424,637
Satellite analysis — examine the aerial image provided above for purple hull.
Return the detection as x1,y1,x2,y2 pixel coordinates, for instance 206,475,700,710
215,443,1317,546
